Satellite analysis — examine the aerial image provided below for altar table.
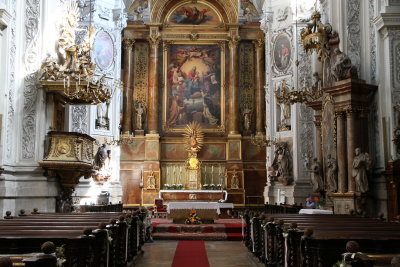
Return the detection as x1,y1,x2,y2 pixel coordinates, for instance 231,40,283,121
167,202,233,223
159,190,228,202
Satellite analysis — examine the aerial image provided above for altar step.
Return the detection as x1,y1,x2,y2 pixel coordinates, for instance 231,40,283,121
151,218,245,241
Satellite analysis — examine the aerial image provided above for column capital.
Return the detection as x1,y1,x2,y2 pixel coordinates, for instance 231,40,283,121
228,35,240,49
148,33,161,49
122,38,135,50
335,111,345,118
253,38,265,49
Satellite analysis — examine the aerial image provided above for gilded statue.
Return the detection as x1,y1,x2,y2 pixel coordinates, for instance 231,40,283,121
183,122,204,153
352,148,372,193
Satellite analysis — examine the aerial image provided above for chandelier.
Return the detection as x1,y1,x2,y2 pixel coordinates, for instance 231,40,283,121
39,0,120,105
94,134,135,146
300,10,332,61
250,134,278,150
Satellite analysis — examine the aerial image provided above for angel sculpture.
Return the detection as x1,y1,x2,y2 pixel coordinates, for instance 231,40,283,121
352,148,372,193
183,122,204,153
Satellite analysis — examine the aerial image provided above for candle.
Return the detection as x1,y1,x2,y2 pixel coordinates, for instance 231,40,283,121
211,165,214,185
63,78,66,88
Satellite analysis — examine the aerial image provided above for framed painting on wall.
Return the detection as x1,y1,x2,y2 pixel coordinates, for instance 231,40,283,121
94,30,114,70
163,43,225,133
272,33,292,72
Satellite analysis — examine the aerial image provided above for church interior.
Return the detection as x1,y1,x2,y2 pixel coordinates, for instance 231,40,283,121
0,0,400,266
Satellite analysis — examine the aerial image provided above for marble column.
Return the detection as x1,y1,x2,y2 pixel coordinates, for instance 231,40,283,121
346,110,356,192
122,38,135,134
228,35,240,134
254,38,265,135
147,33,160,134
336,111,347,193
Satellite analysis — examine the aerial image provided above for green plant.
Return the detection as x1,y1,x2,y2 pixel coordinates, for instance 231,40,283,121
56,244,66,260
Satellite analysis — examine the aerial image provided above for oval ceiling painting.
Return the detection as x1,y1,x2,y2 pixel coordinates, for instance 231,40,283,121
94,31,114,70
168,3,221,25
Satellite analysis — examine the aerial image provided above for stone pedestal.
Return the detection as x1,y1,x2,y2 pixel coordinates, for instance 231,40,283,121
329,192,368,215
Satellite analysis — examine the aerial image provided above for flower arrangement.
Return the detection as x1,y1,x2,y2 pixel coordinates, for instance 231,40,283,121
185,209,202,224
314,196,326,208
163,184,184,190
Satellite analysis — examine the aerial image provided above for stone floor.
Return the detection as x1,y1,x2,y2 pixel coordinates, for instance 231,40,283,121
135,240,264,267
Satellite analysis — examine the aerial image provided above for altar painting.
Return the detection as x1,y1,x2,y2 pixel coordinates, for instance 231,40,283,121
165,44,223,131
168,3,221,25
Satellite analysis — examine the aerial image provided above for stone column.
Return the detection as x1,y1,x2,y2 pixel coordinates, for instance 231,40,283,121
336,111,347,193
122,38,135,134
254,38,265,135
346,109,356,192
228,35,240,134
147,33,160,134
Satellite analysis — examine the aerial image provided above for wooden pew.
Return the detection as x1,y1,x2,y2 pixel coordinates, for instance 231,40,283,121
0,210,144,267
244,212,400,267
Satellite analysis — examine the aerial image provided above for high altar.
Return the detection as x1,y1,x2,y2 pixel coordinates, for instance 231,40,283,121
119,0,267,206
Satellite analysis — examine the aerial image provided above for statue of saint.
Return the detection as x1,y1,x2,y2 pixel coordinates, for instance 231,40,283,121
242,107,252,131
94,144,108,170
147,169,155,189
271,144,292,185
352,148,372,193
136,102,144,130
309,158,324,193
231,169,239,189
326,154,338,192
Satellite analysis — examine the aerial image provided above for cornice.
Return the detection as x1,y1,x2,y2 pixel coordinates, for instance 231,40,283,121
374,13,400,32
0,9,12,31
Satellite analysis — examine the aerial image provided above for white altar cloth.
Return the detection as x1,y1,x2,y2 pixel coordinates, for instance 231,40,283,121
167,202,232,214
299,209,333,215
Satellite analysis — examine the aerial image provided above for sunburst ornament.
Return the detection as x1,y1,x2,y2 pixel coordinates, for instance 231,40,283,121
183,122,204,153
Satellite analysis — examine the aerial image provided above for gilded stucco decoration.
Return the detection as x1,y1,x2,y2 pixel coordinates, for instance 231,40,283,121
133,42,149,109
239,42,255,131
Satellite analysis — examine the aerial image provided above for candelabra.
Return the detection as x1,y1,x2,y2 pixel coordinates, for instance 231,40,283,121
250,134,278,150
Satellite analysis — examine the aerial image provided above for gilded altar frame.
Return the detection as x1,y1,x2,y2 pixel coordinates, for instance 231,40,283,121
162,41,226,134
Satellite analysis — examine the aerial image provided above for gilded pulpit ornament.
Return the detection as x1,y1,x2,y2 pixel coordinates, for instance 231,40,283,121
183,122,204,189
39,0,120,105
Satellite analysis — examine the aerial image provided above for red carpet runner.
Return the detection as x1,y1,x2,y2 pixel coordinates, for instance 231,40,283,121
171,240,210,267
